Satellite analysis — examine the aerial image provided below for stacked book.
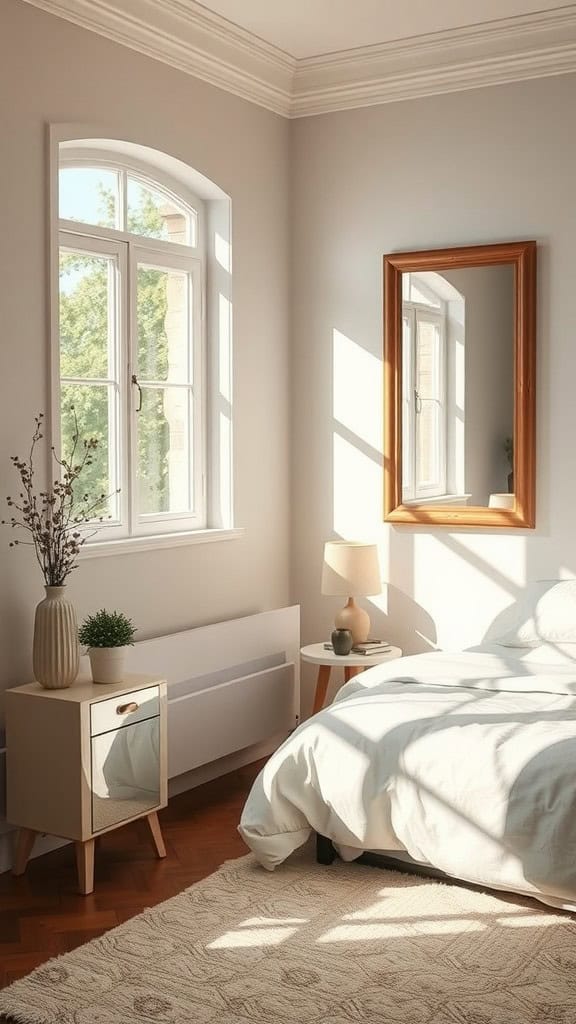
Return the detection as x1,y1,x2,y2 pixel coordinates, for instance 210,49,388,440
351,639,391,655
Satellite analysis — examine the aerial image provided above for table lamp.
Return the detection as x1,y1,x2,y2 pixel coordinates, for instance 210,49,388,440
321,541,382,644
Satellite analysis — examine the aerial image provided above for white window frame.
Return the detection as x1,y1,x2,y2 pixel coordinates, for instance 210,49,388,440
58,232,127,529
129,246,204,537
402,300,447,502
54,150,210,542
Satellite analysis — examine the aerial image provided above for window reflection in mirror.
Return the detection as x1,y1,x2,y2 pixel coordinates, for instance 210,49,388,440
401,265,514,509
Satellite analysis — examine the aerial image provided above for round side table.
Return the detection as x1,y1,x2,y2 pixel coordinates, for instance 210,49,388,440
301,642,403,715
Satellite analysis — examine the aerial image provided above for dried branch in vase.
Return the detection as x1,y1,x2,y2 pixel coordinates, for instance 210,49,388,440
2,410,119,586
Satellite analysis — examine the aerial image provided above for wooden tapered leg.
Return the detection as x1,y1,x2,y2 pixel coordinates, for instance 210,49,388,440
312,665,331,715
13,828,37,876
75,839,95,895
344,666,363,682
146,812,166,859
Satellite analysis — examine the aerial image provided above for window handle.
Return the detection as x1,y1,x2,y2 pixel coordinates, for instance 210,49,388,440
131,374,143,413
414,389,422,413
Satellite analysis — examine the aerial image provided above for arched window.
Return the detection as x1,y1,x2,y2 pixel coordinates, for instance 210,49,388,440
54,141,232,546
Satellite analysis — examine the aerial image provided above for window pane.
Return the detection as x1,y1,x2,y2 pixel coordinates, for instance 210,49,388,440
59,250,115,379
60,383,118,521
417,400,441,488
137,265,191,382
127,178,195,245
59,168,118,228
137,387,192,516
402,314,413,493
416,319,441,400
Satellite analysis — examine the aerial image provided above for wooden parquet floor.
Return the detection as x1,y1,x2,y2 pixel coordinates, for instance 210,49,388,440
0,759,262,989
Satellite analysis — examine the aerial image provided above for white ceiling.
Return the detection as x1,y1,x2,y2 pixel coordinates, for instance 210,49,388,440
196,0,570,58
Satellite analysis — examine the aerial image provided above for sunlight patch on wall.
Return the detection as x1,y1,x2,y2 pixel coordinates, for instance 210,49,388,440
215,232,231,272
218,294,232,402
333,434,381,538
332,330,382,452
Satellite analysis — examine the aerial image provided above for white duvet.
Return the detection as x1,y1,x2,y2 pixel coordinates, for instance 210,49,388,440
239,649,576,910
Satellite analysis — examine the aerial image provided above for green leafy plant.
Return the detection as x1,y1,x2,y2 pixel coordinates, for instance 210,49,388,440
78,609,137,649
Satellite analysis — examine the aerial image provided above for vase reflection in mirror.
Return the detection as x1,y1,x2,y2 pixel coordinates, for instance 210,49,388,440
322,541,382,644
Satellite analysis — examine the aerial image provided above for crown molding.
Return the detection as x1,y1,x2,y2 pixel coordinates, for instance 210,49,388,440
20,0,576,117
293,6,576,116
20,0,296,116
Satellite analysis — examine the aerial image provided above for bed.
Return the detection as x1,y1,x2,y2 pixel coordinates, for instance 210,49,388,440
239,581,576,912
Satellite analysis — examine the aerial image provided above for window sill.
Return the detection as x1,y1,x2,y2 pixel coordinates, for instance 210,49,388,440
403,493,472,506
78,527,245,559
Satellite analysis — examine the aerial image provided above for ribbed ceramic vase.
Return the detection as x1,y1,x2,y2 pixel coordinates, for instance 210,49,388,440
32,585,80,689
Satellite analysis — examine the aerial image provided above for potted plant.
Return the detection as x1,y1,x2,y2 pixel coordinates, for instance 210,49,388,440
2,411,114,689
79,609,137,684
504,436,514,493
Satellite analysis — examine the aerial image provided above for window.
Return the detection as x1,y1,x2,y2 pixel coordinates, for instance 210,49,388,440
402,274,447,501
56,152,207,540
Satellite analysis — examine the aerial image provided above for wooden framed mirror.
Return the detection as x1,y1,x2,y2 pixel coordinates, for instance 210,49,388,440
383,240,536,528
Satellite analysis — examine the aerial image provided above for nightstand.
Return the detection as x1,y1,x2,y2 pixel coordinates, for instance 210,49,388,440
5,671,167,895
301,643,403,715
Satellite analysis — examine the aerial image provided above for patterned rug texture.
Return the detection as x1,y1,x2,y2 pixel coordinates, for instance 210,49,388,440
1,847,576,1023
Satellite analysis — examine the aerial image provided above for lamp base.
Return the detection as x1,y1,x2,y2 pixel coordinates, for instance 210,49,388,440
334,598,370,644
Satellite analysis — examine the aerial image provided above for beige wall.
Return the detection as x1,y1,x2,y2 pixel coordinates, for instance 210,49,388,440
0,0,291,691
291,74,576,712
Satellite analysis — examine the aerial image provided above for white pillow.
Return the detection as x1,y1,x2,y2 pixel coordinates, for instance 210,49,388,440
496,579,576,647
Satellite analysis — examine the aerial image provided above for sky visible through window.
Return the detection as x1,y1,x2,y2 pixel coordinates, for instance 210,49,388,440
59,167,118,228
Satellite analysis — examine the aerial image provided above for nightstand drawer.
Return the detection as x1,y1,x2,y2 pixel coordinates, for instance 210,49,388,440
91,717,161,833
90,685,159,736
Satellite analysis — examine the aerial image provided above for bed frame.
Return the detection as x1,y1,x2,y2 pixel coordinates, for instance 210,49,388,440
316,833,468,886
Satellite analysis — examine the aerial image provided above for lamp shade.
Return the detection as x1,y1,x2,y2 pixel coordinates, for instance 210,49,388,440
321,541,381,597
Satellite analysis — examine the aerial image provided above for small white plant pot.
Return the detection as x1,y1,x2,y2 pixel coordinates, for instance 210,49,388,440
88,647,127,685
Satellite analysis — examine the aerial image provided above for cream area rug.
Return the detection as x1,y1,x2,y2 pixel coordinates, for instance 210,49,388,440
2,847,576,1024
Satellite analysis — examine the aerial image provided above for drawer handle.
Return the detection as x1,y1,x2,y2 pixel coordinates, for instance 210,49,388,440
116,701,139,715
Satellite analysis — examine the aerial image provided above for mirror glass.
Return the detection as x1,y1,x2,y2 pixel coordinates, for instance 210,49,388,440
400,264,515,509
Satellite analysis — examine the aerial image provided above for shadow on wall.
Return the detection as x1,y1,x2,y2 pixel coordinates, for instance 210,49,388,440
385,584,436,654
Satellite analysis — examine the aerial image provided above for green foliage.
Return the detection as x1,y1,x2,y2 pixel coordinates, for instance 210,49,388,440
79,608,137,649
59,184,173,518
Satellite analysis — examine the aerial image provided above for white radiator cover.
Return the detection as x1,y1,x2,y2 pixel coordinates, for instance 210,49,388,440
125,605,300,778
